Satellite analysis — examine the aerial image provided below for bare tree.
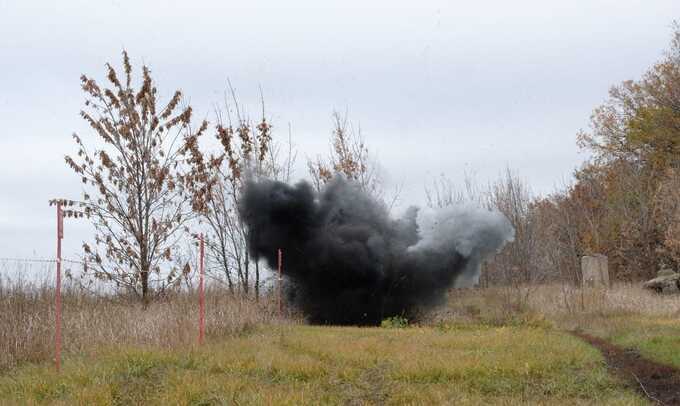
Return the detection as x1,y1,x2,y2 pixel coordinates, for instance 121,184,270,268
531,193,582,284
425,172,485,209
198,87,295,297
481,169,542,288
65,51,208,303
425,169,548,290
308,112,384,200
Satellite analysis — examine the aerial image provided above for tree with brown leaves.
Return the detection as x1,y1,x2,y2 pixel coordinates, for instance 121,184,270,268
65,51,209,303
569,23,680,279
213,106,291,296
193,87,294,297
308,112,383,200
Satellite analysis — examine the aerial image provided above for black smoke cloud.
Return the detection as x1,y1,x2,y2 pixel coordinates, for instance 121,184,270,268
239,177,514,325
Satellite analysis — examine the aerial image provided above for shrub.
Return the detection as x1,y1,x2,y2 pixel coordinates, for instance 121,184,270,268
381,315,409,328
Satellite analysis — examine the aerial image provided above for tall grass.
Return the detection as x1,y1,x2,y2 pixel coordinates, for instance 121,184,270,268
4,262,679,374
430,283,680,329
528,283,680,318
0,274,293,371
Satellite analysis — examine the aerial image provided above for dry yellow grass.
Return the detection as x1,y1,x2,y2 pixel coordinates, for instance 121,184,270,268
528,283,680,318
430,283,680,326
0,276,294,372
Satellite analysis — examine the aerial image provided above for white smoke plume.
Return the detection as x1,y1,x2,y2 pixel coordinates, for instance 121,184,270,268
410,205,515,287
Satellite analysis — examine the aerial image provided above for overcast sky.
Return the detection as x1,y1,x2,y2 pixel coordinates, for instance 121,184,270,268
0,0,678,259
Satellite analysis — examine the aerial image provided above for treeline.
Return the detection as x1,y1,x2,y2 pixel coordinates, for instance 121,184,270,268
474,24,680,285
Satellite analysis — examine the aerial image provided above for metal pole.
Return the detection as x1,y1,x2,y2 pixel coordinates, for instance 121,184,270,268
198,234,205,345
277,248,282,316
55,203,63,372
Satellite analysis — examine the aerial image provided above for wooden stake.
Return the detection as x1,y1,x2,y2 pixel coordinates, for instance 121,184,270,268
55,203,63,372
199,234,205,345
277,248,283,316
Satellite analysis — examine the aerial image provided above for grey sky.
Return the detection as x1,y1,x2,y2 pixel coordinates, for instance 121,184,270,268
0,0,678,259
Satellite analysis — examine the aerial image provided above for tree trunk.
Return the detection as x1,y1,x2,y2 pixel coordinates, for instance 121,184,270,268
255,259,260,301
243,252,250,295
141,267,150,308
221,251,234,294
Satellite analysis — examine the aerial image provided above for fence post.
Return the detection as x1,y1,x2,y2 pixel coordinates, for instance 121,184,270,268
277,248,283,316
198,234,205,345
55,202,63,372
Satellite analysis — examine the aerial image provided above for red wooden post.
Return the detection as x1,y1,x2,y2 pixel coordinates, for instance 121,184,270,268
277,248,283,315
55,202,63,372
198,234,205,345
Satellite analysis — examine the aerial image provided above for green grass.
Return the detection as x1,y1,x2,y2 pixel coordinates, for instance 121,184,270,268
587,316,680,369
0,325,645,405
435,283,680,374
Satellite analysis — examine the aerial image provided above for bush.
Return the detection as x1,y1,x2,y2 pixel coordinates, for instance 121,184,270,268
381,315,409,328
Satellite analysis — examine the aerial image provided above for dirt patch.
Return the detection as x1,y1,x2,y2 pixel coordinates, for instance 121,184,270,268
573,331,680,405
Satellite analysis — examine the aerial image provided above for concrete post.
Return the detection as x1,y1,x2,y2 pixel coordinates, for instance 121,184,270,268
581,255,609,288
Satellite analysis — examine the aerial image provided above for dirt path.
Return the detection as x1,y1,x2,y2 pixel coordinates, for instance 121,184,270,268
573,331,680,405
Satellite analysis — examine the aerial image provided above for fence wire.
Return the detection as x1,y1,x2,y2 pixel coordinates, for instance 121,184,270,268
0,256,233,293
0,257,91,289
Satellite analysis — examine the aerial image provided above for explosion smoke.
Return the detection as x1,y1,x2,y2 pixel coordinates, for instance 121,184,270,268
239,177,514,325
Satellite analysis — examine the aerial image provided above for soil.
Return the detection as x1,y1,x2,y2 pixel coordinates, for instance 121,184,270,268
573,331,680,405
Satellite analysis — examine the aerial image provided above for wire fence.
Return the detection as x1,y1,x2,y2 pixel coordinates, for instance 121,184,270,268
0,257,75,282
1,205,283,372
0,257,280,294
0,240,210,371
0,256,232,292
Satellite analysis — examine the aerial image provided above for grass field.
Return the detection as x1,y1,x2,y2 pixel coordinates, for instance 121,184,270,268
3,279,680,405
0,324,647,405
434,284,680,372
